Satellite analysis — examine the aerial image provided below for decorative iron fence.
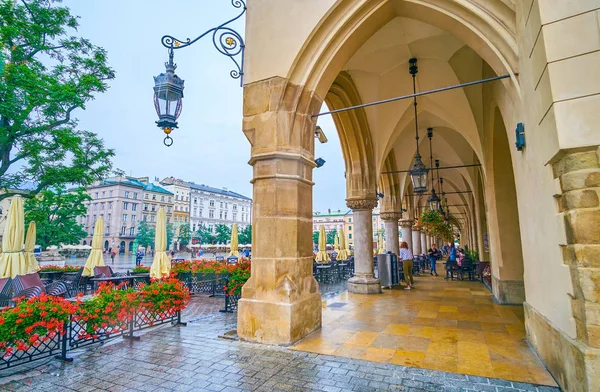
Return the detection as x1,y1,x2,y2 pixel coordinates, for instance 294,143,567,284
174,273,227,297
1,308,183,370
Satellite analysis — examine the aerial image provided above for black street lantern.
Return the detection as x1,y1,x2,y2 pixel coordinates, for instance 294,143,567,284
410,154,429,194
428,188,441,211
154,50,185,146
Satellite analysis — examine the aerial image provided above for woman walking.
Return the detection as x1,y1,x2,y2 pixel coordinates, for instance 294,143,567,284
399,241,414,290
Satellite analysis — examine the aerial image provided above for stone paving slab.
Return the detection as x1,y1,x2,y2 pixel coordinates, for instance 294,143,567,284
0,309,560,392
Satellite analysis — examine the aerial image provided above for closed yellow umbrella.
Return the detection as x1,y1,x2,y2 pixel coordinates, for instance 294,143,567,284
315,225,329,263
334,231,340,253
229,224,240,257
83,218,105,276
24,222,40,273
338,227,349,260
150,208,170,279
378,232,386,254
0,196,26,278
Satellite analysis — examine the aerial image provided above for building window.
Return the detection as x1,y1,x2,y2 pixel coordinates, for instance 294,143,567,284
145,194,149,199
167,217,170,224
167,207,172,213
209,210,214,218
121,226,126,235
125,191,130,199
122,214,127,221
131,215,136,223
133,192,138,199
107,214,111,223
152,194,156,200
151,215,155,222
233,213,237,221
349,234,353,239
224,212,228,220
151,205,156,212
102,191,105,198
132,204,137,211
175,195,179,201
123,202,129,210
210,200,215,207
219,211,223,219
220,202,223,208
108,201,113,210
193,208,197,216
233,204,237,211
129,227,135,236
192,224,196,231
168,197,172,202
194,198,197,204
161,196,165,202
100,203,105,210
199,209,203,217
95,192,98,199
109,190,113,197
348,218,352,223
106,226,110,236
143,215,148,221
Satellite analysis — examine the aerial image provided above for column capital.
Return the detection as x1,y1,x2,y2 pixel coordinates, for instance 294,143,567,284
380,212,402,222
413,226,421,232
346,197,378,211
399,219,414,228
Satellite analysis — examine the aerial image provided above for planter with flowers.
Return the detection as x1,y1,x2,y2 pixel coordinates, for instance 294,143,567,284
138,278,190,326
0,294,78,365
132,265,150,274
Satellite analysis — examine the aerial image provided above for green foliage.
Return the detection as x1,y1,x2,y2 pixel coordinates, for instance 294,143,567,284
0,0,116,201
194,225,215,244
135,221,154,249
326,229,337,245
312,231,319,245
166,224,174,250
238,225,252,245
465,247,479,262
177,223,191,246
420,209,453,240
24,186,90,248
214,224,231,244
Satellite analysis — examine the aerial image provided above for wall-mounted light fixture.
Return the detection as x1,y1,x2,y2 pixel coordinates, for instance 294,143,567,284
315,157,326,168
515,122,525,151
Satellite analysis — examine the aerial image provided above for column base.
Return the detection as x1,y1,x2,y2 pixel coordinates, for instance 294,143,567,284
348,276,382,294
237,291,322,346
492,275,525,304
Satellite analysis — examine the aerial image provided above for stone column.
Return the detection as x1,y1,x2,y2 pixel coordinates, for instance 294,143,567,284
237,77,322,345
420,231,427,254
399,220,413,251
381,212,401,255
412,227,422,256
347,198,381,294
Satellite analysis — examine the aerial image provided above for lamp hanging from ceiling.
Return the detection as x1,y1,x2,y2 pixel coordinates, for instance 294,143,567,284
427,127,441,211
408,58,429,194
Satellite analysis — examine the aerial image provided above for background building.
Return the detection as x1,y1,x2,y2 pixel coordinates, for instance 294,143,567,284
313,208,383,248
129,177,174,227
160,177,191,248
188,182,252,234
81,177,145,254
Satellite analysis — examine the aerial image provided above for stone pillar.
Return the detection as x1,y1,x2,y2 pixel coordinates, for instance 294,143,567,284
347,199,381,294
399,220,413,251
412,227,422,256
420,231,427,254
400,219,414,250
381,212,402,255
237,77,322,345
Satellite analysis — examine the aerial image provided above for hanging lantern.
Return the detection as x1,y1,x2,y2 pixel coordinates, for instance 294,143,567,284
410,154,429,194
153,50,185,146
428,188,441,211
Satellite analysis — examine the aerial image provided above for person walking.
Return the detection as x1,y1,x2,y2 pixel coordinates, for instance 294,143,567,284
428,243,441,276
399,241,414,290
135,250,143,266
110,250,116,264
445,242,457,280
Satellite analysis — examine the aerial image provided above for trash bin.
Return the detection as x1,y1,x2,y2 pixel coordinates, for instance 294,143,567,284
377,254,393,289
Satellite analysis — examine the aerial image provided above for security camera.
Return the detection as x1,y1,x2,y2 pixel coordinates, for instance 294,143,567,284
315,126,328,144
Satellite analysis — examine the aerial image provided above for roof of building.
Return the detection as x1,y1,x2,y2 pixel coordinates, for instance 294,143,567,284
125,178,173,195
187,182,251,201
92,177,145,190
313,210,351,217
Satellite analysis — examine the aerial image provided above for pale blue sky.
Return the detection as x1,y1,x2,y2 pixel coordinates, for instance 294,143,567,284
62,0,346,213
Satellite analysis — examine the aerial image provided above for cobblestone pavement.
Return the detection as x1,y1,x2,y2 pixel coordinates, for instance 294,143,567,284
0,308,559,392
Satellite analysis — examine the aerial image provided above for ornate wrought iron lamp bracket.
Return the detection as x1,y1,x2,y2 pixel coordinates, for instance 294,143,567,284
160,0,246,86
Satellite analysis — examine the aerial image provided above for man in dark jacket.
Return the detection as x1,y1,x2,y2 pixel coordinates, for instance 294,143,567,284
428,243,441,276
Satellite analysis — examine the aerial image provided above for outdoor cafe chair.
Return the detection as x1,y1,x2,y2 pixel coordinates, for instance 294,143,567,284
12,286,43,302
460,258,476,281
444,259,460,281
93,266,125,278
60,267,92,297
13,273,68,298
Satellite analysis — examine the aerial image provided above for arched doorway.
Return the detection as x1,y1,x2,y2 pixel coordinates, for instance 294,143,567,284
128,241,134,253
119,241,125,254
104,240,109,251
82,240,87,246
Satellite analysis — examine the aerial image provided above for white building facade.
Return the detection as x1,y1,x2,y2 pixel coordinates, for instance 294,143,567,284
188,183,252,234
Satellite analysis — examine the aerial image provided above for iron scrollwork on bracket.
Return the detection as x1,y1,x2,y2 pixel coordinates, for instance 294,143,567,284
160,0,246,86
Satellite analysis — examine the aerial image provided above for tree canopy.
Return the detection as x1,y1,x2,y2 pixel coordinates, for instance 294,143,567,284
24,186,90,248
194,225,214,245
135,221,154,249
177,223,191,246
0,0,115,201
214,224,231,244
238,225,252,245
